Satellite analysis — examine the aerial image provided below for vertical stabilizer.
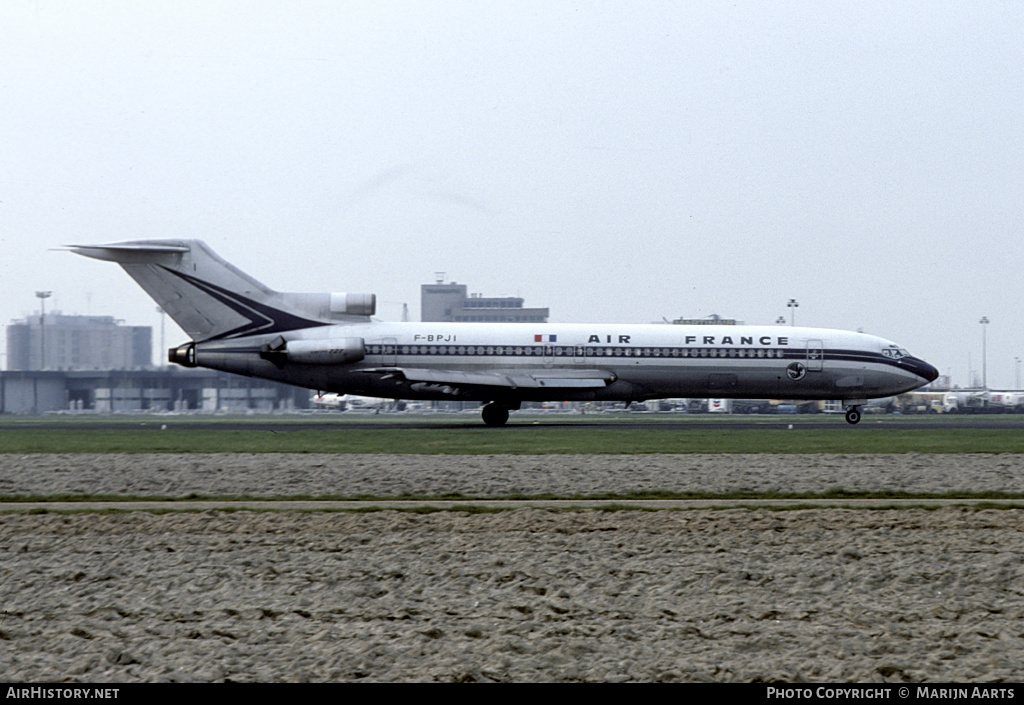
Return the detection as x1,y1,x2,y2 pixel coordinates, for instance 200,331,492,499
68,240,327,341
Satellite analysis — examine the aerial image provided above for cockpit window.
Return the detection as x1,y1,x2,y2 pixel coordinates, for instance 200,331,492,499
881,346,910,359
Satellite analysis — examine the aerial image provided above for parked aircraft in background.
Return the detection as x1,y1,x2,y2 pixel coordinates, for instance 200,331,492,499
311,392,391,410
69,240,939,425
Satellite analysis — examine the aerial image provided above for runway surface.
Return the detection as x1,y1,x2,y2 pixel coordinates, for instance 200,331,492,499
3,415,1024,432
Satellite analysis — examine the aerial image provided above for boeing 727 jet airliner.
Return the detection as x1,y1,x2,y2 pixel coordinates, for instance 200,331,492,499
69,240,939,425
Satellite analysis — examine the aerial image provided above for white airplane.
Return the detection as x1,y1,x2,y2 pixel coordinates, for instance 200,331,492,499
68,240,939,425
311,392,390,410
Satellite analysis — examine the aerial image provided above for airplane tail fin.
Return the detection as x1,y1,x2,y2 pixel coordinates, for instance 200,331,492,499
68,240,374,342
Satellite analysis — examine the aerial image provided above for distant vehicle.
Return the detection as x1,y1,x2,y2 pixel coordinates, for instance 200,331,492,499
706,398,775,414
945,390,1024,414
988,391,1024,414
863,396,897,414
898,391,946,414
708,398,730,413
70,240,939,426
728,399,771,414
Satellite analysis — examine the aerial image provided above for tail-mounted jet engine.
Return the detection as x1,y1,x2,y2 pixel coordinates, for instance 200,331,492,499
260,336,365,367
171,338,366,369
280,292,376,318
169,343,197,367
329,293,375,317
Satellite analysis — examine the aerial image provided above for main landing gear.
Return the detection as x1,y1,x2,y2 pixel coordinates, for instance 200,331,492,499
845,406,862,425
481,402,518,426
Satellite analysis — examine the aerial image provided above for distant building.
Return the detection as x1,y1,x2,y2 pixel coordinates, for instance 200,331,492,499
672,314,742,326
421,280,549,323
6,313,152,371
0,368,308,414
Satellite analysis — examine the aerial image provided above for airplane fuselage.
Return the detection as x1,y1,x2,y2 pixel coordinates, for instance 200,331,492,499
176,321,936,406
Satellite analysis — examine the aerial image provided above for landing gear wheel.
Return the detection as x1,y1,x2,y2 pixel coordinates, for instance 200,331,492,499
845,407,862,425
482,403,510,427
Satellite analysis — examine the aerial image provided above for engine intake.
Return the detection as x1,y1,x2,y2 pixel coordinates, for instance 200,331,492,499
330,293,375,316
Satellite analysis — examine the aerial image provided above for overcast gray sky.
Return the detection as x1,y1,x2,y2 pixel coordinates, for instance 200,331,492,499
2,1,1022,387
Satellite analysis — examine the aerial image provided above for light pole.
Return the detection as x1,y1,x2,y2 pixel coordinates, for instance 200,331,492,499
35,291,52,370
980,316,989,389
1016,357,1020,389
156,307,166,367
787,299,798,326
775,316,786,325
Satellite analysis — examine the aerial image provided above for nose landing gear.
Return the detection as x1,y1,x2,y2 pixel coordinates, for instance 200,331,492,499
845,406,862,425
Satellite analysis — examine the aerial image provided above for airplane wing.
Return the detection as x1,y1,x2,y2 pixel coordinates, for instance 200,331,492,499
359,367,617,393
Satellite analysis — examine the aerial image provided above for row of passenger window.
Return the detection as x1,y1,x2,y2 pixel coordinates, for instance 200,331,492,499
366,345,792,359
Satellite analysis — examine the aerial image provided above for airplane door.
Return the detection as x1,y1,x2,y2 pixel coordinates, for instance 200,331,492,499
573,345,587,364
543,345,555,368
806,340,823,372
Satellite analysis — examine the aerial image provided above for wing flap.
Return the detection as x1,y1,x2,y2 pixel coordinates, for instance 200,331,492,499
360,367,615,390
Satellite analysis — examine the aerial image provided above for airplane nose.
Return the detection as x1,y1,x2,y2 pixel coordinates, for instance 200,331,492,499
908,357,940,383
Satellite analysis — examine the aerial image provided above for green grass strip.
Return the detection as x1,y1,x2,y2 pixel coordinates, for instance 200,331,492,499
3,427,1024,454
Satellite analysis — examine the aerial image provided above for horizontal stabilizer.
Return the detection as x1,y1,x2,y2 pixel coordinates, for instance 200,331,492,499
66,243,191,263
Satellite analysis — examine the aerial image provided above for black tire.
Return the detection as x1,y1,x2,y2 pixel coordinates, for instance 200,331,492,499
482,404,509,426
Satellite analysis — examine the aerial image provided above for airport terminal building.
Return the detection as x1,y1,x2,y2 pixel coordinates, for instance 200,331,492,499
0,367,310,415
7,313,151,371
421,280,548,323
3,313,308,414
